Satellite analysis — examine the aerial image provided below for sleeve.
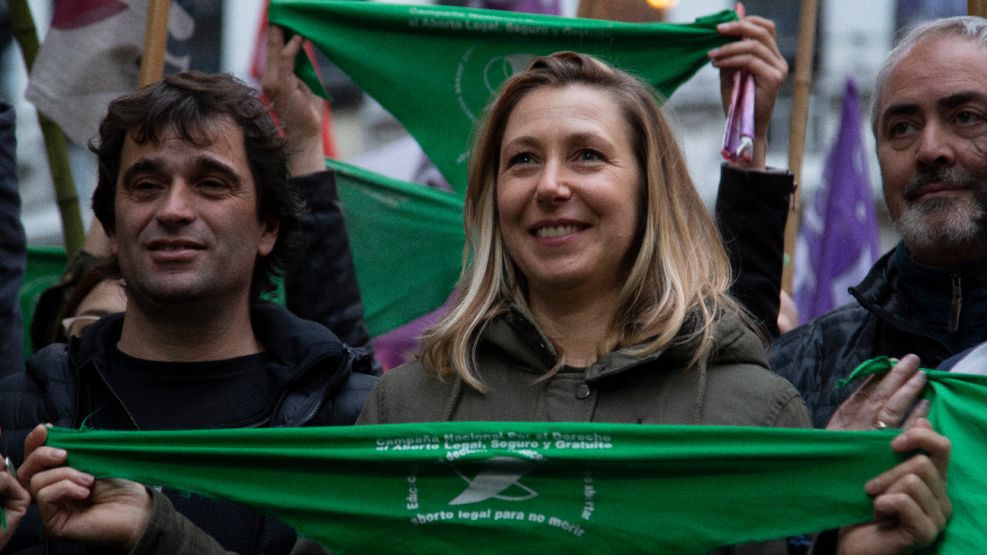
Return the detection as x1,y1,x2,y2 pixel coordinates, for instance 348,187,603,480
285,170,380,374
0,102,25,376
714,164,795,339
128,489,235,555
769,392,812,429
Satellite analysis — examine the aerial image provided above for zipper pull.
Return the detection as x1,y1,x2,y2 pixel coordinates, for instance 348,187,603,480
949,274,962,333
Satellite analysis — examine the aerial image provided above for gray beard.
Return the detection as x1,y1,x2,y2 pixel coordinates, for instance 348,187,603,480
895,196,985,252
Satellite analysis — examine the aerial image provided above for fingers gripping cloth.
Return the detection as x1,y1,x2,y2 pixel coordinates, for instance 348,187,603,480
839,356,987,554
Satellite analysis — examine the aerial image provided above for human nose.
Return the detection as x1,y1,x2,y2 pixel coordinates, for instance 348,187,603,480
916,121,955,169
534,159,572,203
156,181,196,225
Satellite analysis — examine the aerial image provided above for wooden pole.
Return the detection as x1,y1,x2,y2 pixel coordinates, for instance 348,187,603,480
139,0,173,86
781,0,819,292
970,0,987,17
9,0,85,256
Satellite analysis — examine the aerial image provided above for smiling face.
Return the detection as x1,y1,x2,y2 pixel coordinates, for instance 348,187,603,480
875,35,987,265
110,118,279,309
496,84,641,301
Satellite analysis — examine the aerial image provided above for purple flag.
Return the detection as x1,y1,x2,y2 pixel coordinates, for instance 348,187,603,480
793,78,880,322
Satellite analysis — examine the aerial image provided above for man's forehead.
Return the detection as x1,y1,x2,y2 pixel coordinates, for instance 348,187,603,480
125,116,243,150
878,36,987,118
119,117,248,170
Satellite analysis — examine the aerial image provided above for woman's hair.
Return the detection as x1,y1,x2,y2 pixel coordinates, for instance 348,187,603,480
421,51,740,391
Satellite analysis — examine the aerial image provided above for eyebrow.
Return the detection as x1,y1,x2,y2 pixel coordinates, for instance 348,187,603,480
938,91,987,110
120,159,163,186
880,91,987,127
120,156,243,188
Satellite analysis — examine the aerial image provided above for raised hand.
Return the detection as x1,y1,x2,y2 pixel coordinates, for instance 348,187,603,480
709,4,788,168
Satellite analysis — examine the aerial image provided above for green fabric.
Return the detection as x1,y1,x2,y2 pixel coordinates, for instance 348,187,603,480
268,0,737,195
20,246,67,355
47,423,900,553
843,357,987,555
330,159,463,335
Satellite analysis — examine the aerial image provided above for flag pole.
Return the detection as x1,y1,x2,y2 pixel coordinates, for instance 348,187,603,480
781,0,819,292
9,0,85,256
139,0,173,86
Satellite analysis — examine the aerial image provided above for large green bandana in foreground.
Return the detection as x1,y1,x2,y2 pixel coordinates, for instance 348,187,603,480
268,1,737,195
844,357,987,555
46,423,902,553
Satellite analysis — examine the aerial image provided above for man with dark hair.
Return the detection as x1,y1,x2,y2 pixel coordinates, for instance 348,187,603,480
0,70,376,553
771,16,987,429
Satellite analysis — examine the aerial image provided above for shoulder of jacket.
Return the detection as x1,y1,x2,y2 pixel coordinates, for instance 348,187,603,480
708,313,768,366
770,302,873,356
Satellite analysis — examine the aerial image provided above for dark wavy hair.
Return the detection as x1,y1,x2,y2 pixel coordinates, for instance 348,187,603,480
90,71,304,300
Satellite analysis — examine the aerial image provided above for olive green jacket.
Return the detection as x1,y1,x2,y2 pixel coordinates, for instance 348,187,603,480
358,308,810,428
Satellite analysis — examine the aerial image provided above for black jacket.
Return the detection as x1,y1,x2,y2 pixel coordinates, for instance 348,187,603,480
0,301,377,555
715,164,795,340
286,170,380,371
769,243,987,427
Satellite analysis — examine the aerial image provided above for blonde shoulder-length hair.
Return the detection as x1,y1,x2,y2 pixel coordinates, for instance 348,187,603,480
420,51,742,391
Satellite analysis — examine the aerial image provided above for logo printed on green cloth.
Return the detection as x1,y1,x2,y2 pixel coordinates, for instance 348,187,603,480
391,430,605,538
447,456,539,505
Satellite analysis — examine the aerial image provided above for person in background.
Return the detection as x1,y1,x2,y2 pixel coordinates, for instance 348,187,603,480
0,102,26,379
771,16,987,429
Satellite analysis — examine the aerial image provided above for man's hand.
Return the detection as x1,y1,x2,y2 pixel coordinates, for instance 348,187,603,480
22,425,152,550
837,419,951,554
1,442,30,551
827,354,930,431
709,3,788,169
262,25,326,176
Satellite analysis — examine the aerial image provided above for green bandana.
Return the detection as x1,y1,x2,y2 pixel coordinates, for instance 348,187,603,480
46,422,901,553
329,159,463,335
268,0,737,194
843,357,987,554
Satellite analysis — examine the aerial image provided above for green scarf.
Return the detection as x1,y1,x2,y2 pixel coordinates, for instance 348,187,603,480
47,422,901,553
268,0,737,194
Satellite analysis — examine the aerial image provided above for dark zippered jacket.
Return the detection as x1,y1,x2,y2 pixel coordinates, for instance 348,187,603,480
0,301,377,554
770,242,987,428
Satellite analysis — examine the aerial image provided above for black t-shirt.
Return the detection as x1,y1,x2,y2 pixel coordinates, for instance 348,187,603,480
74,347,297,555
102,346,277,430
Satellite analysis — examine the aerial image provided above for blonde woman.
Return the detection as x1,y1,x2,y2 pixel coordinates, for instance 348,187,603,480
358,47,950,554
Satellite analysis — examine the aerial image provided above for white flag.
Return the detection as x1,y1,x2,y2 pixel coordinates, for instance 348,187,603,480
25,0,195,146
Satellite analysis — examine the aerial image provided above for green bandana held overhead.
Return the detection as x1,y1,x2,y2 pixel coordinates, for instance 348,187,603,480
268,0,738,195
842,357,987,555
46,422,902,553
264,1,739,337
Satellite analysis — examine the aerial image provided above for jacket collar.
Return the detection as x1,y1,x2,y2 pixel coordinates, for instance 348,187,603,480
482,307,688,383
851,242,987,332
59,302,356,392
